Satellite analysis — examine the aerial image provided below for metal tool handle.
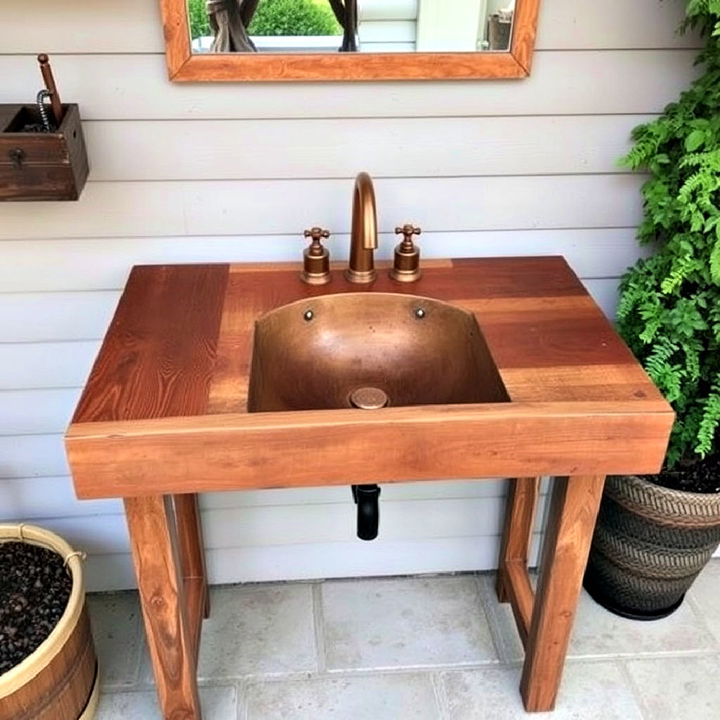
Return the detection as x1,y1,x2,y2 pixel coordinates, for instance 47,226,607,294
37,54,63,125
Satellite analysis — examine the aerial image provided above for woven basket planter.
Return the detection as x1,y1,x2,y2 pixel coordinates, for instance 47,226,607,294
0,524,99,720
584,475,720,619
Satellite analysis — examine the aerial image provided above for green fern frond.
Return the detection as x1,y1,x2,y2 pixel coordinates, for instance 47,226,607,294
643,338,684,402
695,382,720,456
617,0,720,466
711,236,720,285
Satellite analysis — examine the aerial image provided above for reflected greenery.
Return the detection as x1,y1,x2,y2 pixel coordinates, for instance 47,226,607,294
249,0,341,36
187,0,341,40
188,0,211,39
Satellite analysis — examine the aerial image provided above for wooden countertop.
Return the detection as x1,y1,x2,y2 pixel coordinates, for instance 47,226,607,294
66,257,674,498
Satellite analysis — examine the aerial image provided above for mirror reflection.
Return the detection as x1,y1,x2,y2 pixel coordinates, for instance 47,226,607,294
188,0,516,54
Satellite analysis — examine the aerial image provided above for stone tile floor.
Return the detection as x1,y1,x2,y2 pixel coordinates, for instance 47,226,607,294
90,561,720,719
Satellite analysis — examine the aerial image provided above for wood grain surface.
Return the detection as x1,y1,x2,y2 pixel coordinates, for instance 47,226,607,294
496,477,540,606
68,401,672,498
520,474,606,711
73,264,229,423
124,495,201,718
67,257,673,499
174,494,210,619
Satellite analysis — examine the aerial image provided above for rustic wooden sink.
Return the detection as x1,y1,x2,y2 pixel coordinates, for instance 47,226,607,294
65,257,674,498
248,292,510,413
63,256,677,719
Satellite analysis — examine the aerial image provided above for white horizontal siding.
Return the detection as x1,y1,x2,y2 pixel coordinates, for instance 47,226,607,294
0,478,509,524
2,484,548,592
539,0,700,50
0,0,693,589
355,43,415,53
0,175,646,241
0,476,122,518
0,51,699,121
360,20,416,44
0,388,81,435
0,229,647,295
0,341,100,390
0,291,119,342
0,0,697,53
0,434,70,479
360,0,418,22
1,496,517,555
82,536,544,592
79,115,648,182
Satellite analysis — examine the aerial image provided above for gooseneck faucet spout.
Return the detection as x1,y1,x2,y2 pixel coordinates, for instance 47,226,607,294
345,172,378,284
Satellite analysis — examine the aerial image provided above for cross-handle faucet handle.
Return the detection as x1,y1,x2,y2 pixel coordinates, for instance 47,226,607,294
301,227,332,285
304,227,331,240
391,224,422,283
395,224,422,251
304,227,331,257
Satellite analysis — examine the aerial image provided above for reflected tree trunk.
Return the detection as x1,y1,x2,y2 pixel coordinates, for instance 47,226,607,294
207,0,261,52
328,0,358,52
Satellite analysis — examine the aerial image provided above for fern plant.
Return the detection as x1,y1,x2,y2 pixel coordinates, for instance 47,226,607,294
617,0,720,468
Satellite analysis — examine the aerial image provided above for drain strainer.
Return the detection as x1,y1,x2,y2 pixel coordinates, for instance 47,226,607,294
349,387,389,410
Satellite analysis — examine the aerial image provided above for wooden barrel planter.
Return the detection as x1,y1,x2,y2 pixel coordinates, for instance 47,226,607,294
0,524,99,720
584,475,720,619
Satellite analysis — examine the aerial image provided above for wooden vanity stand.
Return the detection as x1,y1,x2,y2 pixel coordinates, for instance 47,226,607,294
65,258,673,718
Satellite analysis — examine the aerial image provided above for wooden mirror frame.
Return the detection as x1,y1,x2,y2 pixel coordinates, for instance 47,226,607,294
160,0,541,82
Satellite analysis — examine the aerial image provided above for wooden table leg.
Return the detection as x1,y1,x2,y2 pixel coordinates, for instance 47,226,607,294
496,477,540,603
520,475,605,712
174,493,210,618
125,495,202,720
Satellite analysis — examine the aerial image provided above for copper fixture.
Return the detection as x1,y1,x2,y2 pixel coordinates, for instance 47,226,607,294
345,172,378,284
349,387,389,410
37,54,64,126
390,224,422,282
247,292,509,413
301,227,332,285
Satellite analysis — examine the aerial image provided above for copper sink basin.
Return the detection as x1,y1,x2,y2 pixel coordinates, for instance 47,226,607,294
247,292,509,412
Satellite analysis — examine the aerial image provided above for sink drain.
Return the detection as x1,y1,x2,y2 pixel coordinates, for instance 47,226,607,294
349,387,389,410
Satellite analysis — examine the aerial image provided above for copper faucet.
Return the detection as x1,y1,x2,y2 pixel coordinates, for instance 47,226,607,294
345,172,378,284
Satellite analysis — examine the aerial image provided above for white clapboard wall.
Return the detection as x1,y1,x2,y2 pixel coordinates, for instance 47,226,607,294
359,0,417,52
0,0,702,591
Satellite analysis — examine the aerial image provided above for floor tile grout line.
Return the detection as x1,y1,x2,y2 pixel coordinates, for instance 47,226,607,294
474,573,516,666
685,591,720,650
615,657,653,720
236,661,505,684
430,672,451,720
90,566,720,714
116,646,720,689
565,647,720,662
312,582,328,674
235,678,249,720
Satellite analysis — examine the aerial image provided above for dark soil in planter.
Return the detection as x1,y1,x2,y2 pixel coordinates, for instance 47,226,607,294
0,542,72,674
645,453,720,494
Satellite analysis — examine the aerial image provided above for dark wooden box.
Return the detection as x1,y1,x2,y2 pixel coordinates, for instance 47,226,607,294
0,103,89,201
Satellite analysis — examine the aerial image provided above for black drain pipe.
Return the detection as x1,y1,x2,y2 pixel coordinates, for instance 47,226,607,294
352,484,381,540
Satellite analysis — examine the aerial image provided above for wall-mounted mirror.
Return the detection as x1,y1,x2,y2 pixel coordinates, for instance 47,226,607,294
160,0,541,81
